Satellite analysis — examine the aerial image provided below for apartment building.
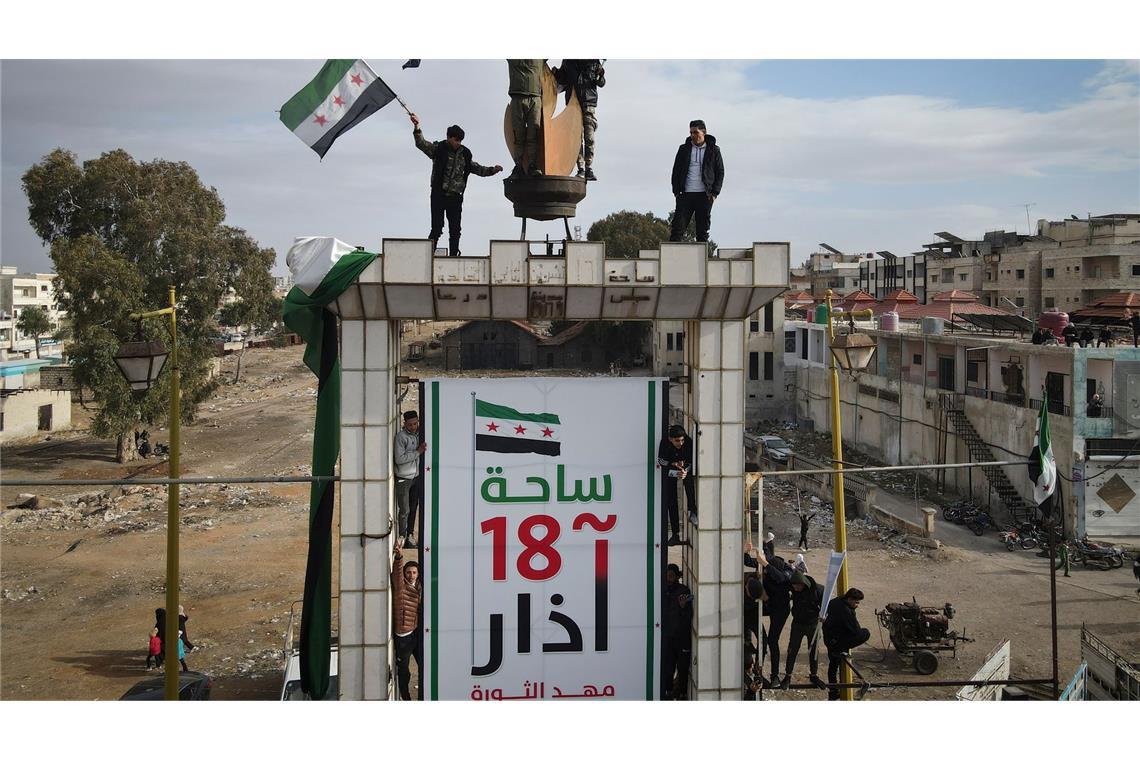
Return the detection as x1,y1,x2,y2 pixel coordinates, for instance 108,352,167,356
0,266,67,361
790,245,874,298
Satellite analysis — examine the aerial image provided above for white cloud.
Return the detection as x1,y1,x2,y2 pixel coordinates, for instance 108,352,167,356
2,59,1137,275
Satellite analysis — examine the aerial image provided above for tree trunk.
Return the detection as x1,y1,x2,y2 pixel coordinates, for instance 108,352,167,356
34,336,40,359
116,431,139,464
233,331,247,384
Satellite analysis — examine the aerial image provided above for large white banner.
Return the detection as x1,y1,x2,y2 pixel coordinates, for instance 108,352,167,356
422,377,664,701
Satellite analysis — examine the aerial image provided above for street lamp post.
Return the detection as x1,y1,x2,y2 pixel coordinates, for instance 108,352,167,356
823,289,876,701
113,285,181,701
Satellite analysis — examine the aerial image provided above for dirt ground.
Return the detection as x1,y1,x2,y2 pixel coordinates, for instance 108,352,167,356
2,332,1137,700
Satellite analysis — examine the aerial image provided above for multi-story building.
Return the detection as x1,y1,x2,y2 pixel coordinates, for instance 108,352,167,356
0,266,67,361
791,245,874,298
789,313,1140,540
859,253,929,303
982,215,1140,315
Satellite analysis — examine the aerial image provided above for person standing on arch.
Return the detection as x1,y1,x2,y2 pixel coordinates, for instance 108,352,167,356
409,112,503,257
669,119,724,243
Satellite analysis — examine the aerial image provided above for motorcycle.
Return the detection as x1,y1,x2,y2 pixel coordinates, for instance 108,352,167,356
1067,537,1125,570
966,510,995,536
999,526,1039,551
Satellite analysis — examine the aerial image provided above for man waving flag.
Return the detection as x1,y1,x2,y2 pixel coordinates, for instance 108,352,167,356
1028,400,1057,507
280,60,398,158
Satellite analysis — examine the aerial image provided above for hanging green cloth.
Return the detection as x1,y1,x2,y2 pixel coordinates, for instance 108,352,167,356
281,250,377,699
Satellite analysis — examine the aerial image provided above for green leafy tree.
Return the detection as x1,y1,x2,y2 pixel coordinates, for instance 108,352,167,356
15,306,54,359
22,148,275,462
586,209,716,259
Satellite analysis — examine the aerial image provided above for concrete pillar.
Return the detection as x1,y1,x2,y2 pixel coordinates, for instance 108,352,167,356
338,318,400,700
921,507,936,538
685,318,746,700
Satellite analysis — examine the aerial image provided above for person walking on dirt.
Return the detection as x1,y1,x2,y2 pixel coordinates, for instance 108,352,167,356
146,627,162,670
1132,554,1139,595
176,631,189,672
392,546,422,700
784,571,825,689
1058,541,1071,577
797,511,815,550
822,588,871,701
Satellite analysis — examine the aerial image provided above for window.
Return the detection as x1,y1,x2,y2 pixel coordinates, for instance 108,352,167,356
967,361,979,382
749,351,759,381
941,268,953,279
931,275,939,283
763,302,773,333
749,319,759,333
1045,297,1055,308
763,352,774,381
958,273,967,281
1045,268,1055,278
1016,269,1025,279
1074,266,1080,273
667,333,674,351
1015,297,1025,307
675,332,683,351
1133,264,1140,276
784,331,796,353
913,354,923,365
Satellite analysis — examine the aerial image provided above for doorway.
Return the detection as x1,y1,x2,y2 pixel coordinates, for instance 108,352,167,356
38,404,52,431
938,356,955,392
1045,372,1066,414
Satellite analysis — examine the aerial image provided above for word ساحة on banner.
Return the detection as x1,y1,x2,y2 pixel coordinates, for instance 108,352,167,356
422,377,665,700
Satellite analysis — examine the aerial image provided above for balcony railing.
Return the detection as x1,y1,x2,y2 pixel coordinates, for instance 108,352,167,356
961,387,1073,417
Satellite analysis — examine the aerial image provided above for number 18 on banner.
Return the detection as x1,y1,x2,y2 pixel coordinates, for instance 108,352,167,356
421,378,664,700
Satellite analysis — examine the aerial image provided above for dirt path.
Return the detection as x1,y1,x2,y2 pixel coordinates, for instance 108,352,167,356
2,347,319,700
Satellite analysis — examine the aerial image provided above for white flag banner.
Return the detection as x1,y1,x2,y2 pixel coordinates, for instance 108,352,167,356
422,377,664,701
815,550,848,643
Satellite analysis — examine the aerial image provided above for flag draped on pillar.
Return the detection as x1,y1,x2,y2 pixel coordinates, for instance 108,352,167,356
282,246,378,699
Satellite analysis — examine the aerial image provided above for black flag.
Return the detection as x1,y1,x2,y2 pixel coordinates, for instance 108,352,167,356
402,60,421,69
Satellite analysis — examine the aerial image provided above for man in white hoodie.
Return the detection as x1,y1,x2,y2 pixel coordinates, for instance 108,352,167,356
394,411,426,546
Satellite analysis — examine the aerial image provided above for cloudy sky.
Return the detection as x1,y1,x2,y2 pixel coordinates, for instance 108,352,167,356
2,58,1137,274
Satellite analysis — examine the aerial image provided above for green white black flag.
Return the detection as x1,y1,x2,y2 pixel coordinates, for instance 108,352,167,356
280,59,396,158
1027,401,1056,505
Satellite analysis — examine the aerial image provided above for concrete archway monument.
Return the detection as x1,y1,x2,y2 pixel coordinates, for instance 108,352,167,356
284,235,788,699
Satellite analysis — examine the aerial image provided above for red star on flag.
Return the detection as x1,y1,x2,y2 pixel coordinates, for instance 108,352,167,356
514,425,527,435
486,421,499,432
350,73,364,86
314,114,328,127
541,427,554,438
332,96,345,107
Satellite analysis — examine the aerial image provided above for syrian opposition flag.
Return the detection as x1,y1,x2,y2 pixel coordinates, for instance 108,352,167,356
475,400,561,457
1028,401,1057,505
280,59,396,158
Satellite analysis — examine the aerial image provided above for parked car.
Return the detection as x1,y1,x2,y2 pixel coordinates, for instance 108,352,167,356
119,671,212,700
756,435,792,464
280,598,339,700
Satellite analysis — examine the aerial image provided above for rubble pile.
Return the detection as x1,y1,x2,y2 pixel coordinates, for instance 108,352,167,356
3,482,302,536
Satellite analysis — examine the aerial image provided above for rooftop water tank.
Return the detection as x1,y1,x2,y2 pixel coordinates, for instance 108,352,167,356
813,304,829,325
880,311,899,332
921,316,944,335
1038,310,1069,334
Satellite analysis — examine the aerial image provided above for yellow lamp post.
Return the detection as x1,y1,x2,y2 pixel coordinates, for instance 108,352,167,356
113,285,181,700
823,289,876,700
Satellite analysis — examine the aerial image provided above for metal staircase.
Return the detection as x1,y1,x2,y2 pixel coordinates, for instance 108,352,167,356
939,394,1031,522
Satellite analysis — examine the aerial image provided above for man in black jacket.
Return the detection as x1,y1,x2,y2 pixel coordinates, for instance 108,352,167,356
553,59,605,181
661,564,693,699
409,112,503,257
754,552,793,686
784,571,825,689
822,588,871,701
658,425,696,545
669,119,724,243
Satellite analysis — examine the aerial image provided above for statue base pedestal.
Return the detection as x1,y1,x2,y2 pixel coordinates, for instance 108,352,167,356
503,175,587,220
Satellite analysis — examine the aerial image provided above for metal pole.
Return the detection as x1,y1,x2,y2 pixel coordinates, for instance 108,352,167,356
1,475,339,487
825,289,854,701
755,460,1020,479
165,285,180,701
1049,489,1060,699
